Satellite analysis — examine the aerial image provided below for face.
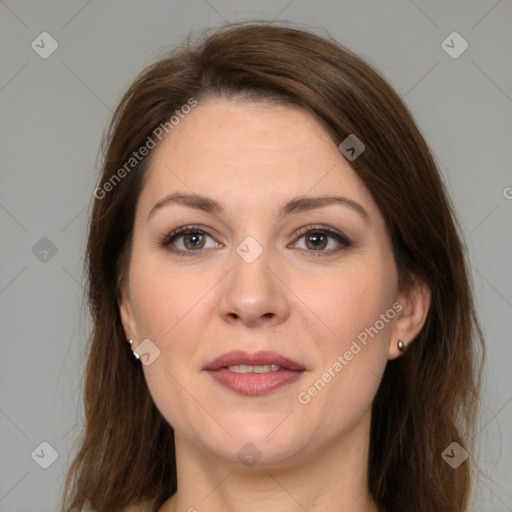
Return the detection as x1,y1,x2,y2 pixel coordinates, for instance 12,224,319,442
120,99,417,468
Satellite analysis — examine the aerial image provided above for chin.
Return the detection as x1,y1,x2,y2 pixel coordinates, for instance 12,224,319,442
208,420,309,468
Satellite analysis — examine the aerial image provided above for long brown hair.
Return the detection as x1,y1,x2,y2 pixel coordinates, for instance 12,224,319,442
62,22,484,512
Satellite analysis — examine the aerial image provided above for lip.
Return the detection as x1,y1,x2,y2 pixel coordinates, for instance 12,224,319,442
204,350,305,371
204,350,306,396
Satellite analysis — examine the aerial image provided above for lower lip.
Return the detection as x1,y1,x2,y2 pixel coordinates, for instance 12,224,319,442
206,368,303,396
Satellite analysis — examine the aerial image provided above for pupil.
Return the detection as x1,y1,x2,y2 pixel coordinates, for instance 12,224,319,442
185,233,204,249
308,233,326,250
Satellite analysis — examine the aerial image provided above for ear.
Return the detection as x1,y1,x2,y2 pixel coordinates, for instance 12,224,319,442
118,279,138,343
388,274,431,360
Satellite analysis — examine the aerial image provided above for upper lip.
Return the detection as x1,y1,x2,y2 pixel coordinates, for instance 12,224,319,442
203,350,306,371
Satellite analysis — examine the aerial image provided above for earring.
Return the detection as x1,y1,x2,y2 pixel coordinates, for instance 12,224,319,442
397,339,409,352
128,339,141,360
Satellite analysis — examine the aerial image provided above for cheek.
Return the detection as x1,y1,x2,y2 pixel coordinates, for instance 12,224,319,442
128,252,208,342
294,257,397,411
130,263,209,431
301,266,396,418
128,253,215,397
297,257,397,350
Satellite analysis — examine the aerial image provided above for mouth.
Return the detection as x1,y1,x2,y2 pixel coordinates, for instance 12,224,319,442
203,350,306,396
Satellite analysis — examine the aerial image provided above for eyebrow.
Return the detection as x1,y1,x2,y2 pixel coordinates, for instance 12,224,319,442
147,192,370,224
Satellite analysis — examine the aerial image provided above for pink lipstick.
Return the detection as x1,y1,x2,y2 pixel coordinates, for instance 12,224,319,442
203,350,305,396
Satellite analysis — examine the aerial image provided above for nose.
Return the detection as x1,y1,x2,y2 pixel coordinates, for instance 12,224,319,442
218,245,290,328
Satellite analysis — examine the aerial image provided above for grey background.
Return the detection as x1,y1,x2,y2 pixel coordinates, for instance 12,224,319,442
1,1,511,510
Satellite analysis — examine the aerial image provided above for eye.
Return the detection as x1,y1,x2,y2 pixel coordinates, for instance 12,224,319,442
159,224,352,257
292,225,352,255
159,225,221,255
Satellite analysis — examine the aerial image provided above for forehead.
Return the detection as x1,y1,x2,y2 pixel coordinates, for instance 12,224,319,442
138,99,380,223
152,99,338,169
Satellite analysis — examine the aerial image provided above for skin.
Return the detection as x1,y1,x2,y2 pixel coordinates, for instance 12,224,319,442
119,99,431,512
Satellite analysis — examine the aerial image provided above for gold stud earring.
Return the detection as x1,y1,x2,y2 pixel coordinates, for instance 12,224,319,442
397,340,409,352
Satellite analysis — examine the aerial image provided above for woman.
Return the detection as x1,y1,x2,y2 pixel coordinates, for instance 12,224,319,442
63,22,484,512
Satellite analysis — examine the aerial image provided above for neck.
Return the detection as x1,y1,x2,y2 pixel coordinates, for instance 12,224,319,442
162,409,379,512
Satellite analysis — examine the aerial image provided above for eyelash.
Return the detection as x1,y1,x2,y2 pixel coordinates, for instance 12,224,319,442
159,224,352,257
